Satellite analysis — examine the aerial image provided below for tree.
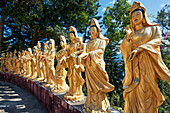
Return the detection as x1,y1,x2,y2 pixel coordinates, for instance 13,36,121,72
156,4,170,113
103,0,131,110
1,0,101,54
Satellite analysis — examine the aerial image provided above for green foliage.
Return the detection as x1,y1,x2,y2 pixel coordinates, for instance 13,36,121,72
156,5,170,113
1,0,101,53
103,0,131,109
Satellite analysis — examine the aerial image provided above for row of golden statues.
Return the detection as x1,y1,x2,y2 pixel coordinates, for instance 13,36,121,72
0,2,169,113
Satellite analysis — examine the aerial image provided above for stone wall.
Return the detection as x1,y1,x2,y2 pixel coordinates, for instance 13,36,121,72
0,72,81,113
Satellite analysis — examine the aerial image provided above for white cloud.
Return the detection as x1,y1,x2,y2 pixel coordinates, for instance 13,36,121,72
160,3,165,7
127,0,131,3
102,8,106,12
109,0,116,4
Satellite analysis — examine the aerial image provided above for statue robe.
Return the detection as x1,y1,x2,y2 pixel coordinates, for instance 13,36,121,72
120,25,170,113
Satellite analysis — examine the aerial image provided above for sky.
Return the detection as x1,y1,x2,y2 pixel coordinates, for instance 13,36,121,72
96,0,170,34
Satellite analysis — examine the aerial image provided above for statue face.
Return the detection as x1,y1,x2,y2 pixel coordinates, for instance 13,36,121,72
60,39,65,49
44,44,48,50
90,22,98,38
131,10,144,26
49,41,52,50
70,33,76,42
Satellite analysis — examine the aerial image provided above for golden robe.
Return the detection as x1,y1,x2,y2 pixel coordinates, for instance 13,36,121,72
120,26,170,113
83,38,115,111
67,42,84,96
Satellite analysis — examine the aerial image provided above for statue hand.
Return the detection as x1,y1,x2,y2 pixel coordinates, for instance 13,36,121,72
125,25,134,41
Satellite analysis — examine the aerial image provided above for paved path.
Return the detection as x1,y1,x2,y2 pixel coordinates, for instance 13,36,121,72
0,81,48,113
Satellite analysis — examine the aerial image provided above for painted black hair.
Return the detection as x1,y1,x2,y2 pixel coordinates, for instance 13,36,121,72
131,8,145,18
90,25,99,32
70,31,75,36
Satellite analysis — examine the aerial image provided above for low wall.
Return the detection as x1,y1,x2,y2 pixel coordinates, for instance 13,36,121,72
0,72,82,113
0,72,121,113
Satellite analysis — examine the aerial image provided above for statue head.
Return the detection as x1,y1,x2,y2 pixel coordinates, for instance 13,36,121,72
60,35,67,49
28,48,32,56
37,41,41,49
49,39,55,51
69,26,78,43
90,18,109,45
130,1,159,30
90,18,100,39
44,41,49,51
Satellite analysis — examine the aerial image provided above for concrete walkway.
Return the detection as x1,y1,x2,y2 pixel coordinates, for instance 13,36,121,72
0,81,48,113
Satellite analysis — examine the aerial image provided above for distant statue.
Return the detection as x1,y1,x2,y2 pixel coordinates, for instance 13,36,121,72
28,46,38,79
51,36,69,93
35,41,44,81
44,39,56,88
15,51,21,74
73,37,86,72
0,53,6,72
120,2,170,113
82,18,115,112
24,48,32,77
20,51,27,76
7,52,13,72
64,26,85,101
12,50,17,73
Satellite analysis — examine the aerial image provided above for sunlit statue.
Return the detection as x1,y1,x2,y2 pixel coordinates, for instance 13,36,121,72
12,50,17,73
73,37,86,72
15,51,21,74
7,52,13,72
28,46,38,79
82,18,115,112
64,26,85,101
51,36,69,93
0,53,6,72
24,48,32,77
20,50,27,76
120,2,170,113
44,39,56,88
39,41,49,83
34,41,44,81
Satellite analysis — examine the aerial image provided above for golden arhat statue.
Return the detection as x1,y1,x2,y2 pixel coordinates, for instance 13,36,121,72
82,18,115,112
120,1,170,113
64,26,85,101
51,36,69,93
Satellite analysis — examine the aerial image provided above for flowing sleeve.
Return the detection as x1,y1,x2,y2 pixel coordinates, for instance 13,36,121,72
139,26,170,81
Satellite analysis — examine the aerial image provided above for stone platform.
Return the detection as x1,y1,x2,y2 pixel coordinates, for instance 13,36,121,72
0,72,121,113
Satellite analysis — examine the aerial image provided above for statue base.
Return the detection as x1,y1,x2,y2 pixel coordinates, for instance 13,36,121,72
64,93,85,102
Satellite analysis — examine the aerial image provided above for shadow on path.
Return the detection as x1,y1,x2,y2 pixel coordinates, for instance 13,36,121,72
0,81,48,113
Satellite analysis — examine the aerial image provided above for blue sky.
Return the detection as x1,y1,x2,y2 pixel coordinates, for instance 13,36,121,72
97,0,170,34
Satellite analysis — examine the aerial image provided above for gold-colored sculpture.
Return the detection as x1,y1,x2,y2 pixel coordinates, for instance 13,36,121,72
0,53,6,72
24,48,32,77
64,26,85,101
7,52,13,72
34,41,44,81
15,51,21,74
120,2,170,113
73,37,86,72
20,51,27,76
28,46,38,79
82,18,115,112
44,39,56,88
39,41,49,83
12,50,17,73
51,36,69,93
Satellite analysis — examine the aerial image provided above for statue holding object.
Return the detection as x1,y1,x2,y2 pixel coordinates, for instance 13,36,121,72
64,26,85,101
51,36,69,93
120,2,170,113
